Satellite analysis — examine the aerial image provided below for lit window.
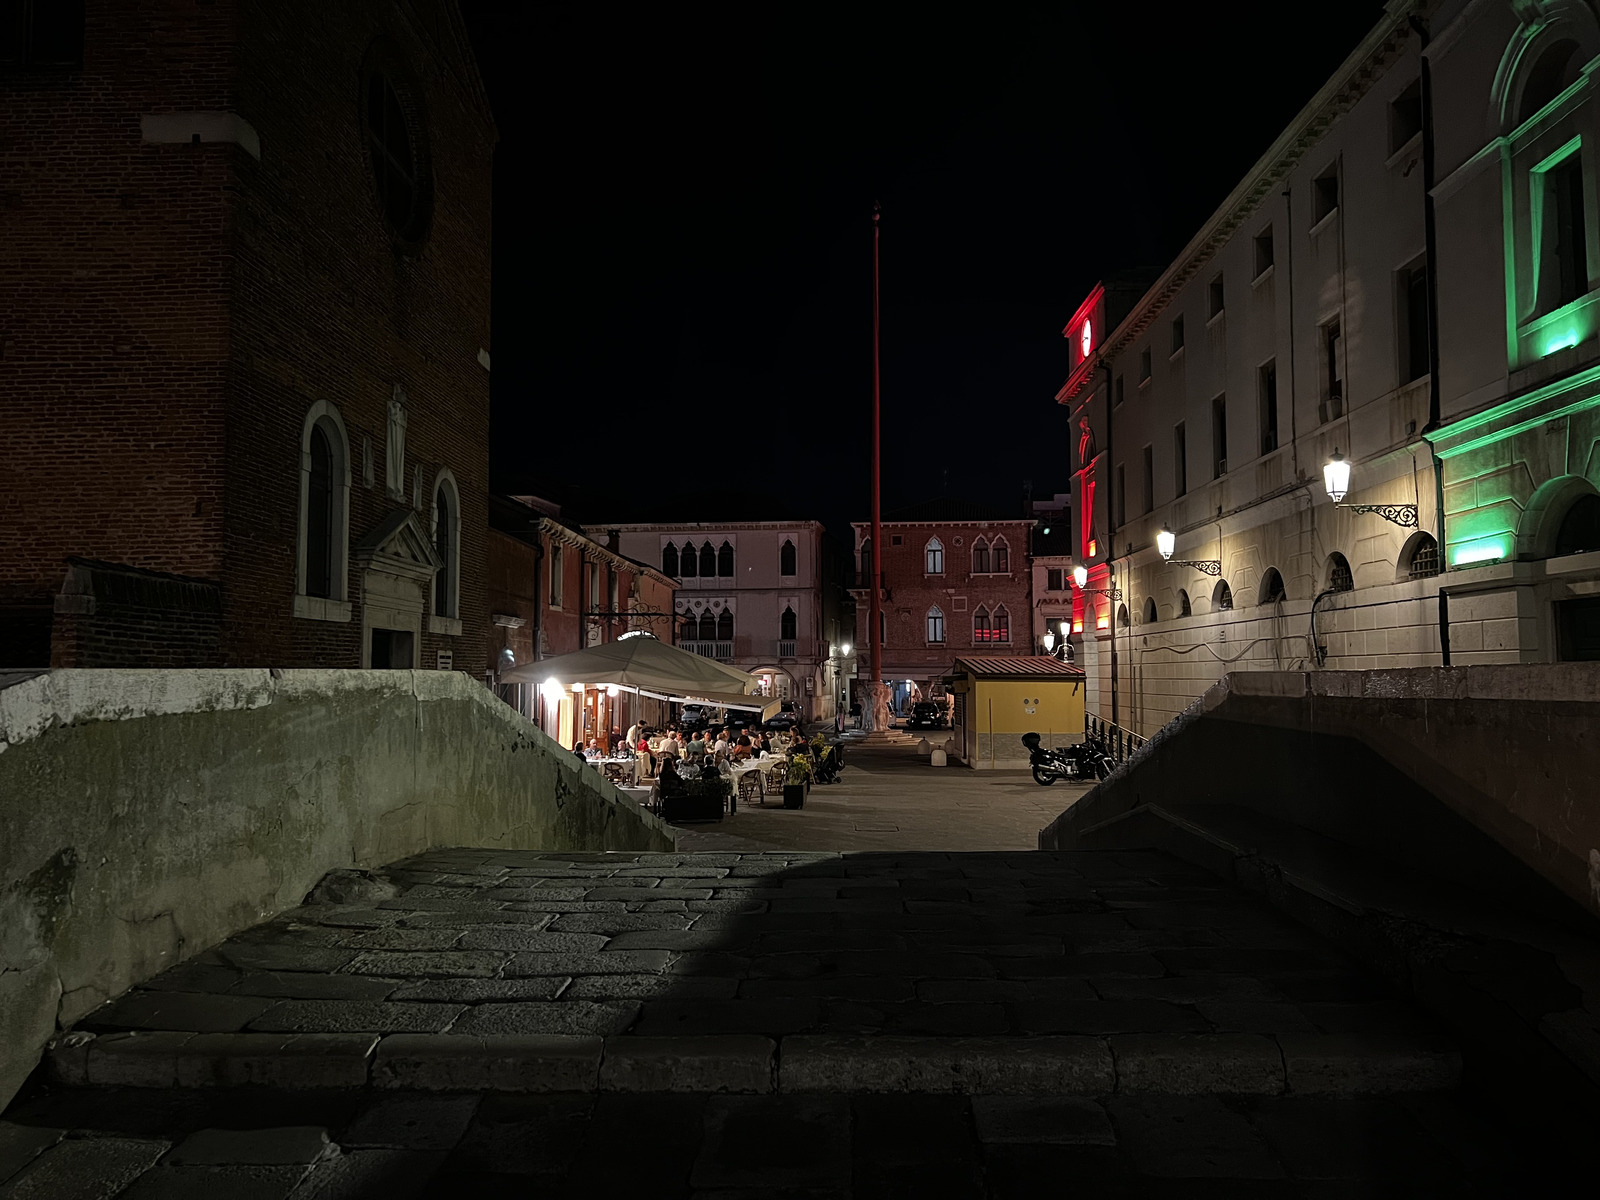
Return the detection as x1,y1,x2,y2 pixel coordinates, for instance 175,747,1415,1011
925,538,944,574
973,606,990,643
993,605,1010,643
926,606,945,644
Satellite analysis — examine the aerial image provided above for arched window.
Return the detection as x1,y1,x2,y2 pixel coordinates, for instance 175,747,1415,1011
859,539,871,583
307,425,335,599
432,470,461,621
549,543,564,606
925,538,944,574
698,611,716,642
1178,589,1192,617
718,540,734,576
781,606,797,641
1399,532,1440,580
1143,597,1158,625
1259,567,1286,605
972,538,990,574
993,605,1010,643
1117,603,1131,627
662,542,679,577
992,539,1009,573
1327,552,1354,593
716,608,734,640
1556,494,1600,556
973,606,991,643
1520,38,1583,126
1213,579,1233,611
926,605,945,643
298,401,350,609
781,539,797,576
680,542,697,577
699,542,716,577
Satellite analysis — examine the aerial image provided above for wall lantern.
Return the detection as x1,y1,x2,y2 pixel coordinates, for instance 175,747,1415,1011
1042,630,1056,653
1072,563,1123,600
1323,449,1419,527
1155,525,1222,576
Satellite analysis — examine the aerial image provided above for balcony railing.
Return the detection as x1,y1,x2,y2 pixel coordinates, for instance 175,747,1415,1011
682,640,734,662
778,640,796,658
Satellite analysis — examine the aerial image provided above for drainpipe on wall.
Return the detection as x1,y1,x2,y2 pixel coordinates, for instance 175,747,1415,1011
1410,12,1452,665
1103,358,1119,729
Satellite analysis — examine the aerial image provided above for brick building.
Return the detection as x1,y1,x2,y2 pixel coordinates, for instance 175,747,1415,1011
851,501,1035,714
0,1,494,673
488,496,678,747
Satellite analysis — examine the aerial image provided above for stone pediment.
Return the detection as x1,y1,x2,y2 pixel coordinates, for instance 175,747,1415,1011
355,508,441,582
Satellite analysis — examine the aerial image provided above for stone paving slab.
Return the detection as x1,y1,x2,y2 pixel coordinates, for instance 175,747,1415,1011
41,849,1469,1107
0,1090,1552,1194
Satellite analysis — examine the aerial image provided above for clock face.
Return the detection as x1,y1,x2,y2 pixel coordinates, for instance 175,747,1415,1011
1080,320,1093,357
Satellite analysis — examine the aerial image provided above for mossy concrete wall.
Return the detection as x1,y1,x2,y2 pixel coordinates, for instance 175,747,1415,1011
1040,664,1600,926
0,668,673,1109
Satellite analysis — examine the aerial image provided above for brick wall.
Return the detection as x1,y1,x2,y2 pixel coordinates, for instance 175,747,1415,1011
863,521,1035,682
0,1,493,673
0,1,237,640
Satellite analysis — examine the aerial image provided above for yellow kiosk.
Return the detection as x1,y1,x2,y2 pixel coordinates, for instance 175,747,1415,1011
946,656,1086,769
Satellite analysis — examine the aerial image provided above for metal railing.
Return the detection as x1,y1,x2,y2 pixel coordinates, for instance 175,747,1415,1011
1086,712,1146,768
682,640,734,662
777,640,796,658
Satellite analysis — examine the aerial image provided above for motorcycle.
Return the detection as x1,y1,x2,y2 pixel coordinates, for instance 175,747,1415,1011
1022,731,1112,785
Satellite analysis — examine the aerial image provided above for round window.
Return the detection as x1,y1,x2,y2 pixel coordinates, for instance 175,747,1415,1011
362,63,432,245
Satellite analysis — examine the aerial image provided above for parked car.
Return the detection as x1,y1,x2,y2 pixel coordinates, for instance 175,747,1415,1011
905,701,946,731
763,700,803,731
679,705,711,733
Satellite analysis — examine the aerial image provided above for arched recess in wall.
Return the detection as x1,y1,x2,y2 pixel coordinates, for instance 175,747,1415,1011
1395,530,1442,581
1212,579,1233,612
1257,567,1286,606
1325,552,1354,593
1142,597,1157,625
1489,3,1600,137
1177,589,1192,618
1518,474,1600,558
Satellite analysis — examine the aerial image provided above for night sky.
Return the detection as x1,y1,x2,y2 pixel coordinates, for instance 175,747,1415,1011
462,3,1385,538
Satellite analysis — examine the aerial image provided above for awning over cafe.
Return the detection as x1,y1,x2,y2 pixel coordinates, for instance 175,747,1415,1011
499,634,760,698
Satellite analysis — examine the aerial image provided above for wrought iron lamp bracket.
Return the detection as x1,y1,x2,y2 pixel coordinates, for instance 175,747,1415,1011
1168,559,1223,576
1080,586,1124,600
1338,503,1419,528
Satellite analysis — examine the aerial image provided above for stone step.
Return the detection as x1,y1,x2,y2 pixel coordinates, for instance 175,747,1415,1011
2,1088,1553,1194
1075,802,1600,1141
46,1028,1461,1097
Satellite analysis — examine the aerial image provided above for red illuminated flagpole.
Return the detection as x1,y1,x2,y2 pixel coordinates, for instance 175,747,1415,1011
869,203,883,708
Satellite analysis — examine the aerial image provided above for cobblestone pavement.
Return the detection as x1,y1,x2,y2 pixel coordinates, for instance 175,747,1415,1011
673,740,1091,853
3,845,1555,1194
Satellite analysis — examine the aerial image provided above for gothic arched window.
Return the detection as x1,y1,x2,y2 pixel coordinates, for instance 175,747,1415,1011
780,606,798,640
972,539,990,574
718,540,734,576
781,539,797,576
973,606,991,643
925,538,944,574
926,606,945,644
717,608,734,640
992,539,1010,573
699,542,716,577
662,542,679,577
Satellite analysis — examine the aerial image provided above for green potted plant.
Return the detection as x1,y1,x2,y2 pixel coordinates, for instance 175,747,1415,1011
783,754,812,809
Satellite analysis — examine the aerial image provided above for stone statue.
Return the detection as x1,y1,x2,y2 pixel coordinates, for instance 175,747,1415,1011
860,680,893,734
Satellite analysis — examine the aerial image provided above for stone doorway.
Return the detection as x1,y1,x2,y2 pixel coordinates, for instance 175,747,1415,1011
354,508,440,669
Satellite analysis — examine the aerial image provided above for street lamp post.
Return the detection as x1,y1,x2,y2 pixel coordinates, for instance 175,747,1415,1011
1323,450,1419,526
1155,527,1222,575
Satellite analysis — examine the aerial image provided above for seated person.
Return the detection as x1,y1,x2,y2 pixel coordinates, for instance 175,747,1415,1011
584,739,604,759
731,741,753,762
685,732,707,759
655,757,685,805
698,758,721,781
